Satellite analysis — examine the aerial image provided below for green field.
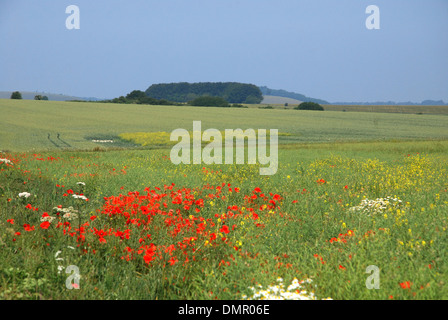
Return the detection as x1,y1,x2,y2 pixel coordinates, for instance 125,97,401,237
1,99,448,300
1,99,448,151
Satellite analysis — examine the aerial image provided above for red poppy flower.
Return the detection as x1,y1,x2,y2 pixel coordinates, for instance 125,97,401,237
40,221,51,229
220,225,230,234
168,256,178,266
23,224,35,232
399,281,412,289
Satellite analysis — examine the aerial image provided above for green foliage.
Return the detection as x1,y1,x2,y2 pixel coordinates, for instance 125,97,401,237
1,142,448,299
295,102,324,111
102,90,180,106
34,95,48,101
10,91,22,99
125,90,146,100
188,96,229,107
145,82,263,104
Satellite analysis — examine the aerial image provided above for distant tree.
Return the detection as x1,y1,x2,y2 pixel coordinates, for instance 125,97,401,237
42,96,49,100
34,95,43,100
284,103,288,107
112,96,127,104
126,90,146,100
189,96,229,107
295,102,324,111
11,91,22,99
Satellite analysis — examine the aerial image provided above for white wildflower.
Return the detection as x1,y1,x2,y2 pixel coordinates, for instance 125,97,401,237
57,265,64,274
0,158,12,165
242,278,331,300
53,206,79,220
62,212,78,221
348,196,403,216
40,215,56,223
18,192,31,198
72,194,88,201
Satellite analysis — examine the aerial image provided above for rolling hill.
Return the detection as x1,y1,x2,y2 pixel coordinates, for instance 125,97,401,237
261,95,302,105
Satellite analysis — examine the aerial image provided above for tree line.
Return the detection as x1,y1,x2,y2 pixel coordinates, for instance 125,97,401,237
101,90,181,106
101,90,247,108
145,82,263,104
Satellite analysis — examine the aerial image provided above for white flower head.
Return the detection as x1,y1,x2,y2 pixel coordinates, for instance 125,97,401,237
72,194,88,201
40,215,56,223
0,158,12,165
57,265,64,274
18,192,31,198
242,277,330,300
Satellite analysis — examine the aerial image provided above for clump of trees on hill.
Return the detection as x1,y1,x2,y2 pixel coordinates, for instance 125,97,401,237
10,91,22,99
102,90,180,106
34,95,49,100
294,102,324,111
145,82,263,104
102,89,251,108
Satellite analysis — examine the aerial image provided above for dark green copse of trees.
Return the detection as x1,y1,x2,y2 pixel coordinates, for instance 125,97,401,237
34,95,49,100
295,102,324,111
102,90,179,106
145,82,263,104
10,91,22,99
188,96,229,107
126,90,146,100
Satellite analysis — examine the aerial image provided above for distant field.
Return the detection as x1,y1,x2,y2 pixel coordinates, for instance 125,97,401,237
261,95,302,105
255,102,448,115
323,104,448,115
1,99,447,152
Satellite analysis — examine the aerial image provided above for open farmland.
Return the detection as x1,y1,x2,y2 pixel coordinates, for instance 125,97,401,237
1,99,448,151
1,99,448,300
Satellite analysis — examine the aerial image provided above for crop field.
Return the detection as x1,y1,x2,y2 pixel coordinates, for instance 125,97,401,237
1,99,448,151
1,99,448,300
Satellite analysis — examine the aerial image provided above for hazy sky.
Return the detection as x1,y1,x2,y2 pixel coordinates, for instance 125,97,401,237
1,0,447,102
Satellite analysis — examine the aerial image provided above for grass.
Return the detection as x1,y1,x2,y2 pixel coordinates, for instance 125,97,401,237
1,99,448,151
0,99,447,300
255,102,448,115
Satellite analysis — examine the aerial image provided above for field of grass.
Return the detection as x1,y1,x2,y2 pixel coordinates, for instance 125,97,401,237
1,99,448,152
1,99,448,300
256,102,448,116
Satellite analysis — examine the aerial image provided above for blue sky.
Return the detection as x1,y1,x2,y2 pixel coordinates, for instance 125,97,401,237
1,0,447,102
